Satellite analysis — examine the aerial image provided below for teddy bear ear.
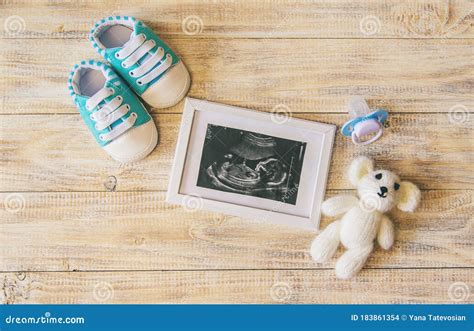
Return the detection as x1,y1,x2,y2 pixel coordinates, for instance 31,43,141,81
348,156,374,186
397,181,421,212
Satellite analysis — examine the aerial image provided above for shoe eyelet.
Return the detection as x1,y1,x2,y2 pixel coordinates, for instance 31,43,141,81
140,33,146,40
95,124,100,130
117,96,123,102
115,52,122,59
86,105,92,111
108,88,114,94
129,71,135,77
99,134,105,141
137,80,143,86
166,54,172,59
90,114,95,120
121,62,128,69
126,104,131,111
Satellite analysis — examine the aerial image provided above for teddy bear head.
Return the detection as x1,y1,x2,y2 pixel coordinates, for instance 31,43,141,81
348,156,421,213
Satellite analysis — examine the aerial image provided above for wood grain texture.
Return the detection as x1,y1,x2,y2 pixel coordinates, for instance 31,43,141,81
1,0,472,39
0,0,472,304
0,190,472,271
0,114,471,192
1,269,472,304
1,38,473,115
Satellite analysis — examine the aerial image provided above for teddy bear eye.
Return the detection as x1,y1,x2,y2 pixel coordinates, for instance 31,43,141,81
394,183,400,190
375,173,382,180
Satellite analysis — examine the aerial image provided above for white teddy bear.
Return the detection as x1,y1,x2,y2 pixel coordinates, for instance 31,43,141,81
310,156,421,279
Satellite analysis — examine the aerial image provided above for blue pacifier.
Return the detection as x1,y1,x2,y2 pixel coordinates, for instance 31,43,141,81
341,96,388,145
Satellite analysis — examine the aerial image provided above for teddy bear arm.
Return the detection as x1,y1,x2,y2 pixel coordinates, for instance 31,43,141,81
321,195,358,217
377,215,394,250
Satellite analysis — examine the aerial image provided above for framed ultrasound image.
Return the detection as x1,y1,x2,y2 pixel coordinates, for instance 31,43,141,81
166,98,335,230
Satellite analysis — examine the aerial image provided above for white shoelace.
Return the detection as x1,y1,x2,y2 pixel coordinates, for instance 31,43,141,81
115,33,173,86
86,87,137,142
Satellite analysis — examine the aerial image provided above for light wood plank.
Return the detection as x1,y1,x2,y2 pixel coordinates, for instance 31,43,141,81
1,269,472,304
1,0,472,39
0,190,471,271
0,114,471,192
1,38,473,114
0,0,471,307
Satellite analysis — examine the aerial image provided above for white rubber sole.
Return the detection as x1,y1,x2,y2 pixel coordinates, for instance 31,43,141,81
103,119,158,163
140,61,191,109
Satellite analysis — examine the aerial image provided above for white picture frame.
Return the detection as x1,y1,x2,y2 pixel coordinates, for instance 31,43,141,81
166,98,335,230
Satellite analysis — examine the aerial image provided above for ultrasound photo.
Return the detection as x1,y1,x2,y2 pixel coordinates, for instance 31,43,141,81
196,124,307,205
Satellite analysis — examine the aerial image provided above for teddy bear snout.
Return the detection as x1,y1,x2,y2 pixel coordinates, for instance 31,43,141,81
378,186,388,198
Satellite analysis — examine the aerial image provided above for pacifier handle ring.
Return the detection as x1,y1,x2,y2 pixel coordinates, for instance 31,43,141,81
351,125,384,145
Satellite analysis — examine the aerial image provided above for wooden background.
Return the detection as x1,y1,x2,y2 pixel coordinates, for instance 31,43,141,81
0,0,472,304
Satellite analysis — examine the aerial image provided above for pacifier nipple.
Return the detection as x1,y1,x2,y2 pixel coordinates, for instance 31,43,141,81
347,96,371,118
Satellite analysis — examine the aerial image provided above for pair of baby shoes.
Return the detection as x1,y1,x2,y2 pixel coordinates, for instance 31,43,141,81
68,16,190,162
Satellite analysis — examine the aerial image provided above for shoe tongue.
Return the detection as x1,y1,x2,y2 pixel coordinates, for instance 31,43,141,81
104,26,136,59
90,88,104,100
105,31,137,60
121,30,152,64
92,82,113,105
121,31,137,49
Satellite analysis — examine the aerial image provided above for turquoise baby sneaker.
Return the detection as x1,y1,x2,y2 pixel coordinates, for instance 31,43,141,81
89,16,190,108
68,60,158,163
